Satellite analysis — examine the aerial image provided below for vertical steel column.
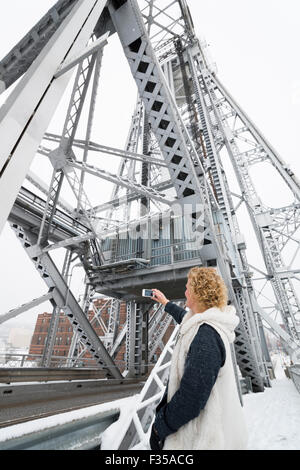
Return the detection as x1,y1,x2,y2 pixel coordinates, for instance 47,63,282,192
186,46,268,390
201,68,300,345
66,281,94,366
126,300,149,377
42,248,73,367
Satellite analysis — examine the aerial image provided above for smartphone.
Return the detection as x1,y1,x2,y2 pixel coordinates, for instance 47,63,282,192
142,289,153,298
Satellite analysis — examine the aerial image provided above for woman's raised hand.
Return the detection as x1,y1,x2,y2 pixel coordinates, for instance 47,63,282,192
152,289,169,306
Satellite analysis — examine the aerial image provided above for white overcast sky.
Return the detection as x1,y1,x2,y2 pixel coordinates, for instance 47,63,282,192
0,0,299,334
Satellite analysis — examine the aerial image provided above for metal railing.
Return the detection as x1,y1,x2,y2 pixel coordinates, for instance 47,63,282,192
289,364,300,394
0,353,126,370
0,367,110,383
101,212,204,269
101,238,202,267
0,409,120,450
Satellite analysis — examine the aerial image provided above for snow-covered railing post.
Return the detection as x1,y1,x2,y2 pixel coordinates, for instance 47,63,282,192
101,325,179,450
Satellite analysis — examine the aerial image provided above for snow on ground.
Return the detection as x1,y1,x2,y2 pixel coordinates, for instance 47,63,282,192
243,378,300,450
102,355,300,450
0,356,300,450
242,356,300,450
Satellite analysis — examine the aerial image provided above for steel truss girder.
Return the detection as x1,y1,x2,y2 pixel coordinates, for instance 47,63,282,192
41,248,73,366
107,2,231,303
54,31,109,78
90,178,174,214
196,67,300,343
126,301,149,377
66,283,95,365
104,97,144,225
107,97,150,224
10,222,122,379
108,0,208,205
37,169,65,247
251,295,300,363
46,36,106,265
0,0,108,236
69,160,173,206
0,0,80,94
86,96,172,220
174,45,269,390
0,292,53,325
107,299,121,350
233,287,268,391
212,74,300,199
43,132,168,167
140,0,192,54
69,294,116,362
39,232,95,255
10,186,89,247
26,169,74,215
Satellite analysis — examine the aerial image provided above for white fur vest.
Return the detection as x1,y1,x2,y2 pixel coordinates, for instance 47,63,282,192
163,306,248,450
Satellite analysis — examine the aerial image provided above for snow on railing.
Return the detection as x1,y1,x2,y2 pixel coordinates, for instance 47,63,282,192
289,364,300,394
101,325,179,450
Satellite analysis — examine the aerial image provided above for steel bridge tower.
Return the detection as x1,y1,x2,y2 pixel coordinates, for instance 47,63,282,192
1,0,300,448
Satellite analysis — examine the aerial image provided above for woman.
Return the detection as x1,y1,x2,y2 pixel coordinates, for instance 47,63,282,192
149,266,248,450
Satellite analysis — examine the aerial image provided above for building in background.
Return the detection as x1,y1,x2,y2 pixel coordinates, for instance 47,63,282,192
0,328,32,366
29,298,175,373
8,328,32,349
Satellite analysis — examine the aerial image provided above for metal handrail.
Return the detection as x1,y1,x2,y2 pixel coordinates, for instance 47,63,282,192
289,364,300,394
0,353,126,371
0,409,120,450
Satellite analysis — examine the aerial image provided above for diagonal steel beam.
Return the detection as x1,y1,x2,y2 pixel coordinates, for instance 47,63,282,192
69,160,174,205
0,0,80,93
0,292,53,325
10,222,123,379
43,132,168,167
0,0,108,236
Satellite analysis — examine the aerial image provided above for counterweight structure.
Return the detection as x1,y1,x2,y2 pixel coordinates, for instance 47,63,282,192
1,0,300,448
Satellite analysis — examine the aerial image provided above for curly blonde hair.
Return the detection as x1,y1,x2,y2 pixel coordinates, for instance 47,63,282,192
188,267,228,310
